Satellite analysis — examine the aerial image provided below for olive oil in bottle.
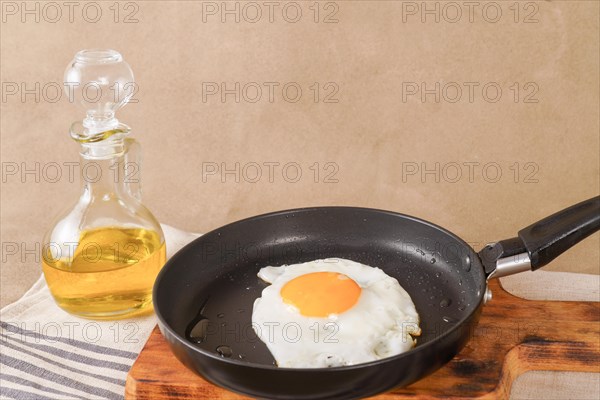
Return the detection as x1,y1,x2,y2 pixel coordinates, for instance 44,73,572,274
42,49,166,319
42,227,166,318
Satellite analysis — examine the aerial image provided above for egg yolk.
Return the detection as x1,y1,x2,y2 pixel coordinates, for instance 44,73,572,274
280,272,361,317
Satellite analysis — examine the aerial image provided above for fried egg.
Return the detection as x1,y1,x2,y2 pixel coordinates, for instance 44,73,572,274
251,258,421,368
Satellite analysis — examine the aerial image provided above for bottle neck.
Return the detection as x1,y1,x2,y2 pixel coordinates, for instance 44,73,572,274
79,140,130,199
70,118,130,144
83,113,118,131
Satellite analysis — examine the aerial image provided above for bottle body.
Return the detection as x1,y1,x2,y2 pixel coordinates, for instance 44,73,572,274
42,227,165,318
42,139,166,319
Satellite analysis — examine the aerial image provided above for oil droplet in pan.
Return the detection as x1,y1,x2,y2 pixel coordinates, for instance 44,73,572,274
216,345,233,358
186,297,210,343
439,298,452,308
464,256,472,272
187,319,210,343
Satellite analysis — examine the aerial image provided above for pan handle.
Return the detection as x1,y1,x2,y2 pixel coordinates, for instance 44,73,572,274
479,196,600,279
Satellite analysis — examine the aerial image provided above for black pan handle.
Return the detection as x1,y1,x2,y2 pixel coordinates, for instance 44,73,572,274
520,196,600,269
479,196,600,277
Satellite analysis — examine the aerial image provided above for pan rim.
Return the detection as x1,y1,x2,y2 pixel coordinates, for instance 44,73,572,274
154,205,486,372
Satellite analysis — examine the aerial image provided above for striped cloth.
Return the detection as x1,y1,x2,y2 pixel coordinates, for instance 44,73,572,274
0,224,201,400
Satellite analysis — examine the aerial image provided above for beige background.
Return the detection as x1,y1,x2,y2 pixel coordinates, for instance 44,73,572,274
2,0,598,306
1,0,599,395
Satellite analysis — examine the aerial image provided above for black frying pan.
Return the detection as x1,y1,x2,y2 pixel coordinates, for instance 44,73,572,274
154,196,599,399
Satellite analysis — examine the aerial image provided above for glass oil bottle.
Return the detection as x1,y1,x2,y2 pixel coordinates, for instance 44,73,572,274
41,49,166,319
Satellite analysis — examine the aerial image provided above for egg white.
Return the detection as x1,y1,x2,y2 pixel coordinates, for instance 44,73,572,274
251,258,421,368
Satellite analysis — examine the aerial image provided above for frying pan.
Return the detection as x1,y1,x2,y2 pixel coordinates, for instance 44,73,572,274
154,196,599,399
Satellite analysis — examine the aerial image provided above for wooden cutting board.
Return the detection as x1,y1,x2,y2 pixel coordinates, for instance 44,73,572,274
125,279,600,399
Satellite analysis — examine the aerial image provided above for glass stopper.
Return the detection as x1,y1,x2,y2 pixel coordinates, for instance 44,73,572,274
64,49,135,135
